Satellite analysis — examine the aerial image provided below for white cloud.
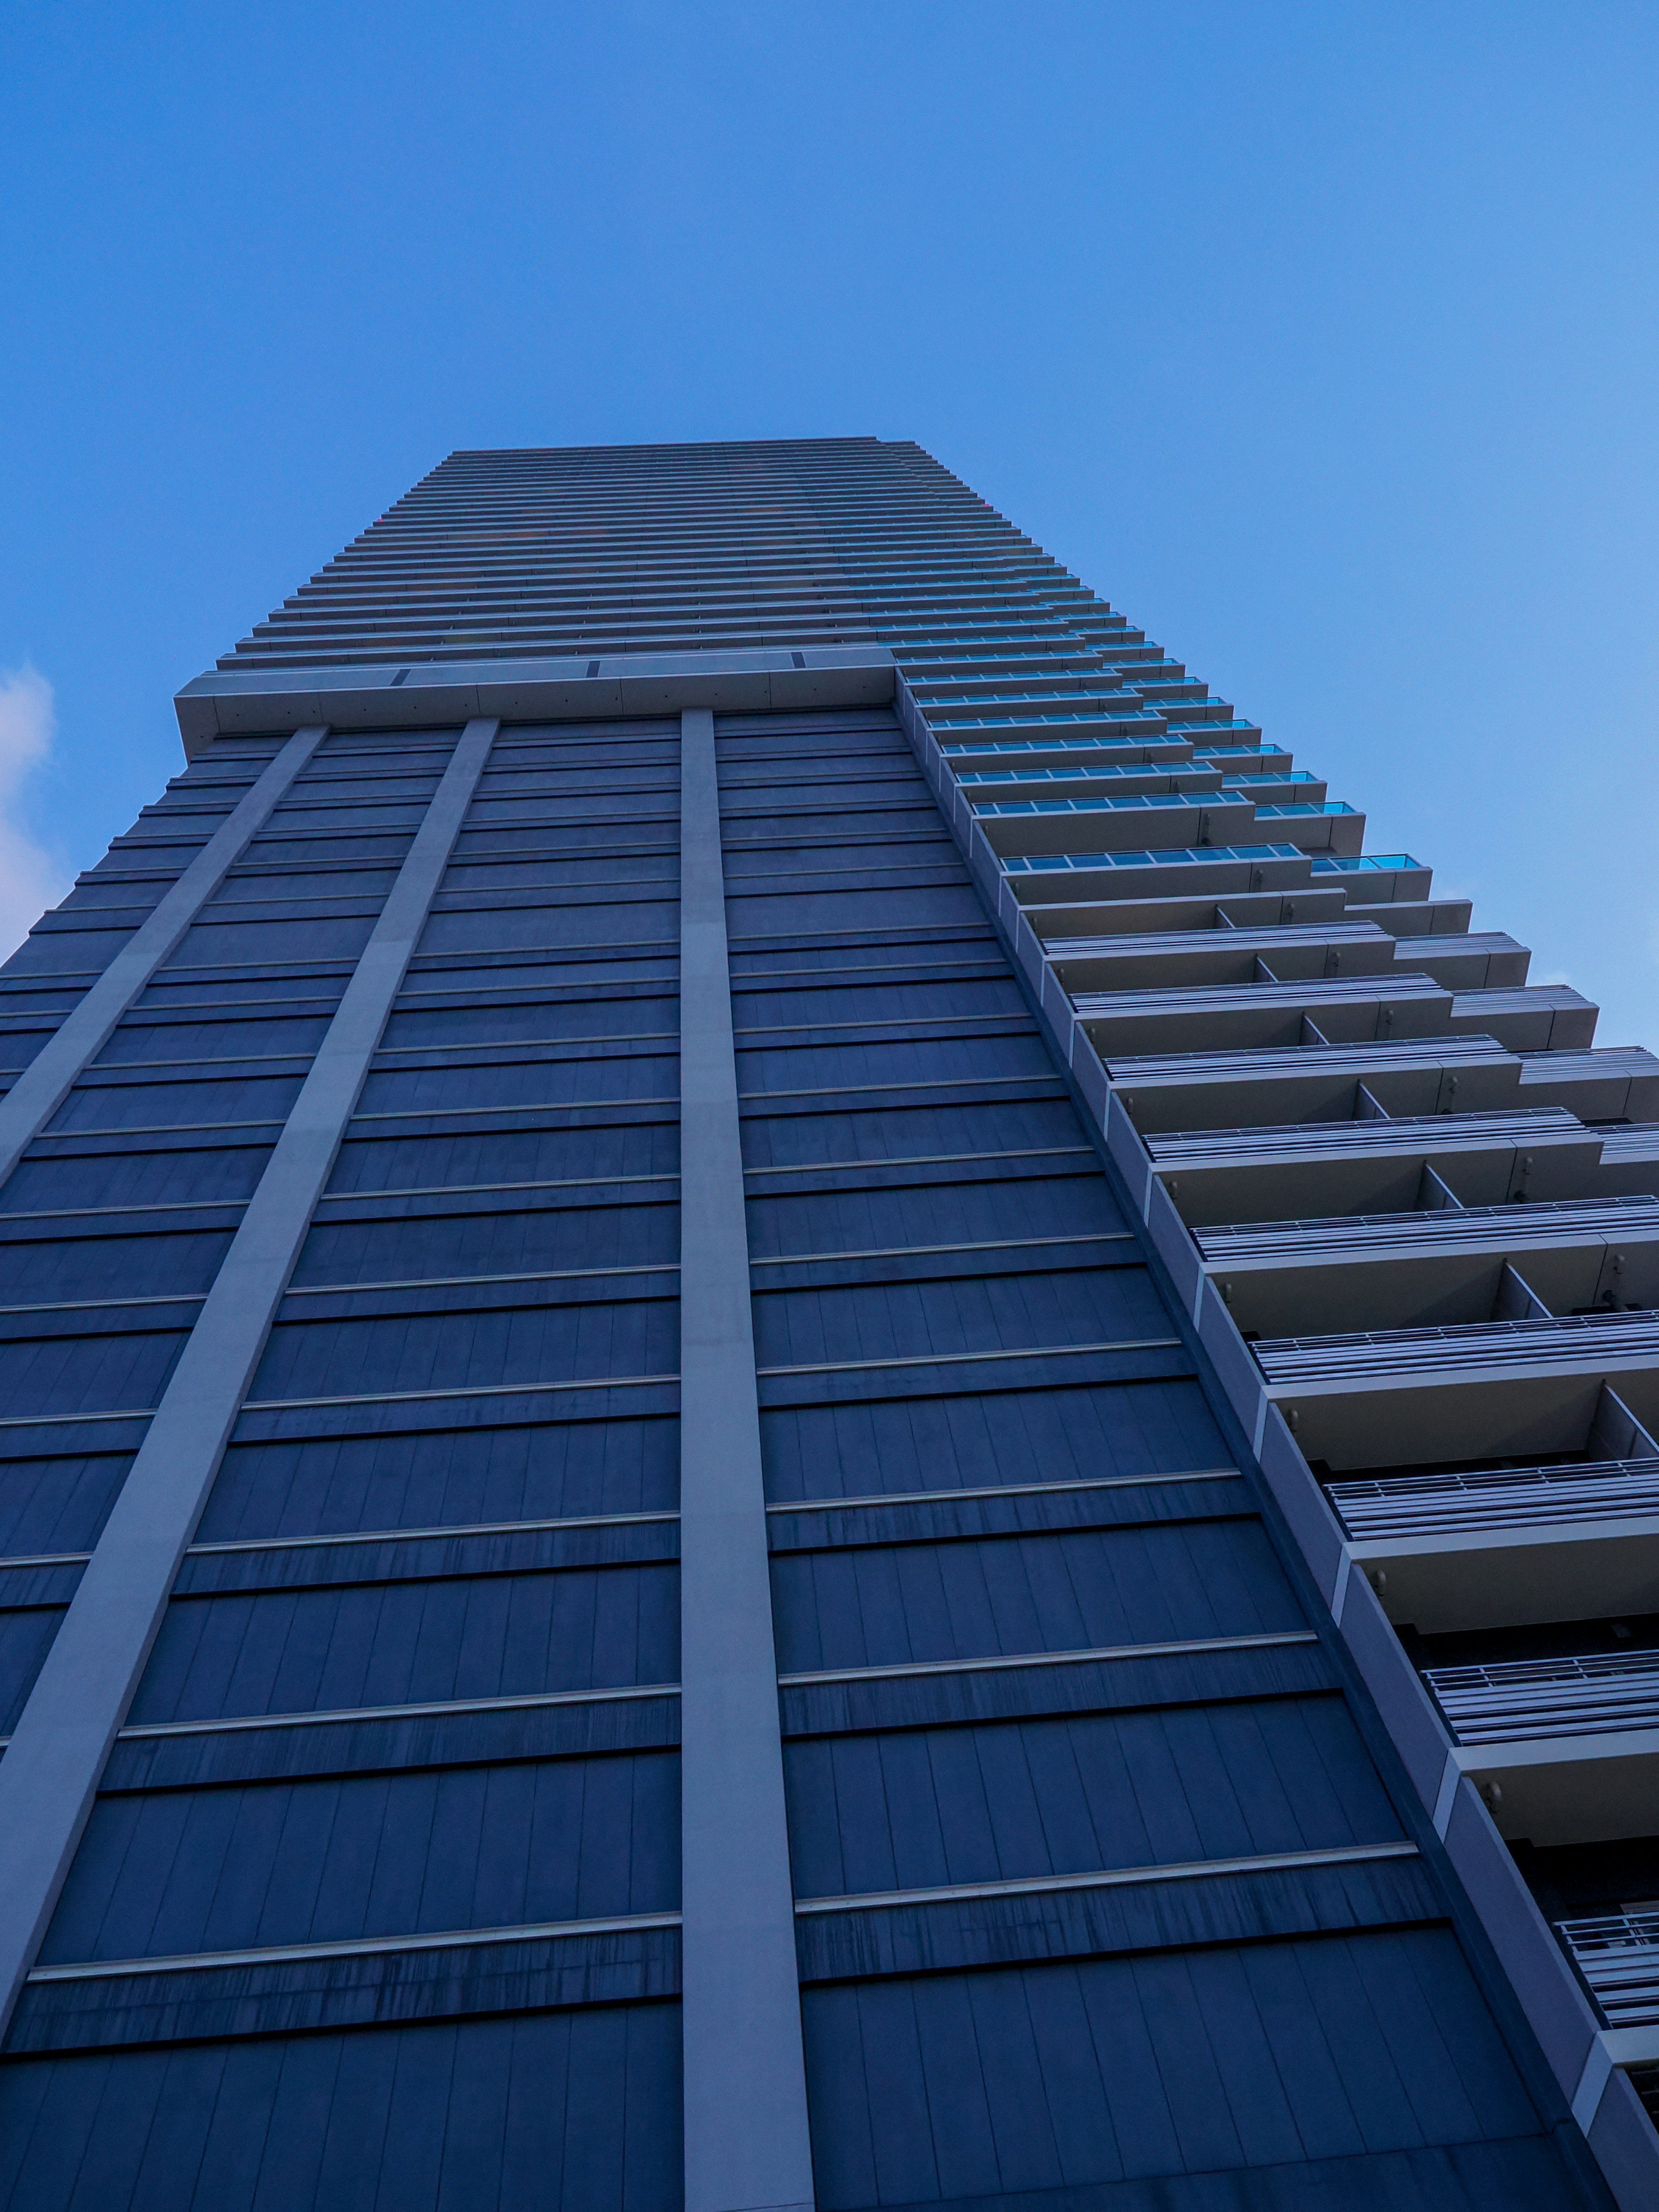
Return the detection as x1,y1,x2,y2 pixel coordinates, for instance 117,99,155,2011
0,667,70,961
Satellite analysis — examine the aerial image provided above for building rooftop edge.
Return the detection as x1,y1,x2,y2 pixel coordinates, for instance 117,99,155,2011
172,645,897,756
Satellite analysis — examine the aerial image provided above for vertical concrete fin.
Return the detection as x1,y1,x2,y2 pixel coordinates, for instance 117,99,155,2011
0,717,497,2037
0,721,329,1192
678,706,817,2212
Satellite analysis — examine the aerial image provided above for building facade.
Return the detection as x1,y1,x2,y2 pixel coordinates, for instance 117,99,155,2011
0,437,1650,2207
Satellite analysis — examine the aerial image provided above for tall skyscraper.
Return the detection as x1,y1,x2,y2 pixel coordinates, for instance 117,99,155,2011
0,435,1651,2209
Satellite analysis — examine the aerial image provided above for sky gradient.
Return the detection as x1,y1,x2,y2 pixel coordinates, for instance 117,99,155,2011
2,2,1656,1035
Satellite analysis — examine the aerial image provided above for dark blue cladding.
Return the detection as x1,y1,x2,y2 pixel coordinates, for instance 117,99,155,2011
0,2008,682,2210
801,1936,1567,2211
0,715,687,2208
41,1751,680,1960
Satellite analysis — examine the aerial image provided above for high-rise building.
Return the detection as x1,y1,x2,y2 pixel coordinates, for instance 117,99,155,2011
0,436,1651,2209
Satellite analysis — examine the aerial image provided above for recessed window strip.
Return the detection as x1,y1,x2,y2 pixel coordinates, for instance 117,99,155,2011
98,997,343,1017
114,1680,681,1742
765,1467,1239,1514
29,1118,286,1139
184,1507,680,1556
352,1095,680,1123
725,863,960,885
750,1233,1131,1268
25,1910,685,1984
731,1015,1032,1039
284,1262,678,1297
779,1629,1319,1688
239,1372,679,1413
315,1172,678,1202
370,1030,680,1056
199,890,397,911
739,1075,1064,1104
793,1840,1419,1916
70,1047,315,1070
756,1337,1178,1377
0,1194,250,1230
400,936,679,963
0,1292,207,1316
731,958,1000,981
744,1147,1093,1178
0,1407,155,1429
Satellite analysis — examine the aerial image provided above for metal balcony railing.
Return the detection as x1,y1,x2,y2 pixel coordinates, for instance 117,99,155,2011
1254,1307,1659,1390
1252,801,1359,819
1197,1192,1659,1268
1005,843,1304,879
1558,1913,1659,2028
941,734,1179,761
1046,921,1388,967
955,764,1214,791
1107,1031,1514,1093
1219,771,1319,788
1310,852,1424,874
974,792,1227,819
932,707,1161,733
1424,1649,1659,1743
1144,1107,1581,1170
1328,1458,1659,1540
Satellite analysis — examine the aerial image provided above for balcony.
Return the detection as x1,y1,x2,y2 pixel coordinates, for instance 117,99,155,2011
1046,919,1398,994
1199,1192,1659,1337
1403,934,1532,991
1004,843,1311,905
1450,987,1599,1052
1309,854,1433,900
1559,1913,1659,2030
940,732,1192,769
1076,973,1454,1057
1145,1106,1594,1224
972,791,1259,857
1220,773,1329,805
1109,1033,1524,1135
1516,1048,1659,1121
1249,803,1367,857
954,764,1223,801
1254,1308,1659,1470
929,705,1164,742
1330,1458,1659,1541
1112,1037,1659,1140
1329,1444,1659,1636
1426,1649,1659,1745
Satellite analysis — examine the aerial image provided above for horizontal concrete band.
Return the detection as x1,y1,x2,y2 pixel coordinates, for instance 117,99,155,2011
175,645,897,753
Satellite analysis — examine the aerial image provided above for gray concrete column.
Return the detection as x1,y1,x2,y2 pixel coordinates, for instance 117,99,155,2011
0,717,498,2039
678,706,817,2212
0,721,329,1192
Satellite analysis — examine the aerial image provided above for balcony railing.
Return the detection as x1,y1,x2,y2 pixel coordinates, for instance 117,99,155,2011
1558,1913,1659,2028
941,734,1184,762
1328,1458,1659,1540
955,764,1214,790
1253,801,1359,819
1046,920,1387,967
1425,1649,1659,1742
1144,1107,1581,1170
1004,843,1304,878
1311,852,1423,873
1197,1192,1659,1268
1255,1307,1659,1391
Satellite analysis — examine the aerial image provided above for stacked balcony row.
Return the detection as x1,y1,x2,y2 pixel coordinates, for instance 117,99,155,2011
920,674,1659,2123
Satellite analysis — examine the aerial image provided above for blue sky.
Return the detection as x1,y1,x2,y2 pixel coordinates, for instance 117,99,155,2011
2,2,1656,1034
